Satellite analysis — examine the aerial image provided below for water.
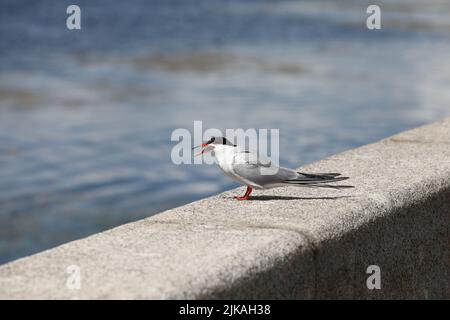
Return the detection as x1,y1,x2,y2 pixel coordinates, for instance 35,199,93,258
1,0,450,264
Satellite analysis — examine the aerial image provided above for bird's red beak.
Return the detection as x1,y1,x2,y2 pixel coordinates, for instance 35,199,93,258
192,143,212,156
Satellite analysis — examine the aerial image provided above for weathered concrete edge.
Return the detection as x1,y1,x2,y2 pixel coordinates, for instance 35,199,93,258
1,118,450,299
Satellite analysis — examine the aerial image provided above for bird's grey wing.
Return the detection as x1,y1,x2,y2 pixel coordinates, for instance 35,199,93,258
233,150,299,187
233,163,298,188
235,150,272,167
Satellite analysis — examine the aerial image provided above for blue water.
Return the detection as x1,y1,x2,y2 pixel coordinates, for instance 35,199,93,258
1,0,450,264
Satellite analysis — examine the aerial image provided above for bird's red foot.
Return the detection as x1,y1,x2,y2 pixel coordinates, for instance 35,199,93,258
234,186,252,201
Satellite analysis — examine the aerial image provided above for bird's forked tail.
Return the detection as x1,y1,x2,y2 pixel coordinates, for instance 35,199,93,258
284,172,354,189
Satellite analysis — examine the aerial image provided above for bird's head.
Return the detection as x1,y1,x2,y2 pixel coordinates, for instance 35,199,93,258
192,136,236,156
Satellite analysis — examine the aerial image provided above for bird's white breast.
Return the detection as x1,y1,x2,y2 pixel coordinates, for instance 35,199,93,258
212,145,257,187
213,145,236,174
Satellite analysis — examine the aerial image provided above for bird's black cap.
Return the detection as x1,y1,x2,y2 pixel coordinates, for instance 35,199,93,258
206,136,236,146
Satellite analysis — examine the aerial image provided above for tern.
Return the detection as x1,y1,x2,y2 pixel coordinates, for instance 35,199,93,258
193,136,352,200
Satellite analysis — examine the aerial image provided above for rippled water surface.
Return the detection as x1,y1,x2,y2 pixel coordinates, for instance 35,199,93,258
1,0,450,263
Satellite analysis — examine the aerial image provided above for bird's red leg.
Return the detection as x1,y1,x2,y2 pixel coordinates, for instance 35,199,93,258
234,186,252,201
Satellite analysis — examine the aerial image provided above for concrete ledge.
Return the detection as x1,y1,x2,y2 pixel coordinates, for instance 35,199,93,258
1,118,450,299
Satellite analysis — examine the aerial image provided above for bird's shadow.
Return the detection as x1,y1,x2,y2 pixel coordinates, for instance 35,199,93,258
236,195,354,201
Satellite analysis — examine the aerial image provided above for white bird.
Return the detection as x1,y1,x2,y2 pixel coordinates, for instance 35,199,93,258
193,136,352,200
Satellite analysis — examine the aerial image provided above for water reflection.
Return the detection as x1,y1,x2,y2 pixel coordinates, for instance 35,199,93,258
1,0,450,263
